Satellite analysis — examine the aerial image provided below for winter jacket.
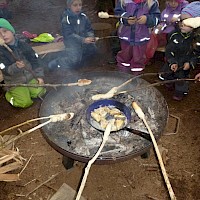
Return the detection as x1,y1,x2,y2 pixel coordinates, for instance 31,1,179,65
61,9,95,47
160,0,188,34
165,28,195,69
0,39,44,85
115,0,160,45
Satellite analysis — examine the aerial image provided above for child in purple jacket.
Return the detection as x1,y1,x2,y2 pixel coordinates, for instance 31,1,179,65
114,0,160,73
154,0,188,47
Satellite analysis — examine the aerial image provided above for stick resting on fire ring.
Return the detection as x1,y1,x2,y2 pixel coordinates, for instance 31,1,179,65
91,77,134,100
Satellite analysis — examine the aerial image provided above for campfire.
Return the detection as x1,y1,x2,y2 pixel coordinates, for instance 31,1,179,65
40,71,168,163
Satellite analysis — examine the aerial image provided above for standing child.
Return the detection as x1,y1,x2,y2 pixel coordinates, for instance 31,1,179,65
114,0,160,73
0,18,46,108
146,0,188,61
48,0,97,70
160,2,200,101
155,0,188,45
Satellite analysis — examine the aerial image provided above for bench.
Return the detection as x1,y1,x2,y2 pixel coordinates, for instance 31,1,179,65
32,41,65,55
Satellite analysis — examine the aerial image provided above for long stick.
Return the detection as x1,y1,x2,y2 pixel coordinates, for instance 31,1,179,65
0,79,92,88
75,123,112,200
3,43,38,80
117,78,197,95
132,102,176,200
0,113,74,150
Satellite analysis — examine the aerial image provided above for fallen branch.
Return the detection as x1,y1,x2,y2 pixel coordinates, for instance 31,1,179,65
26,172,60,197
19,154,33,176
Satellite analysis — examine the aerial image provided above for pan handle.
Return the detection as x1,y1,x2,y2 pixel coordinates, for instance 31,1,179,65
123,127,151,141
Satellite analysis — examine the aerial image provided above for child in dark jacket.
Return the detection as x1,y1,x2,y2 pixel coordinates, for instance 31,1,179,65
0,18,46,108
160,2,200,101
48,0,97,70
114,0,160,73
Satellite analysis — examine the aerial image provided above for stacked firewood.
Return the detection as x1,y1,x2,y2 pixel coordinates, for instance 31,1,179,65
0,147,24,182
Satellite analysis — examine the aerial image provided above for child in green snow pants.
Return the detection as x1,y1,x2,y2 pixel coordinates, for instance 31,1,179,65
5,79,46,108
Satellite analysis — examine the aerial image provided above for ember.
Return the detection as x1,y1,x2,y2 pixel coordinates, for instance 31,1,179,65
40,71,168,163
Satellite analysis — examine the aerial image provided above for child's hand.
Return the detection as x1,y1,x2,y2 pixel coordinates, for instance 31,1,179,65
171,17,179,23
183,62,190,70
84,37,95,44
171,64,178,72
128,16,137,25
137,15,147,24
16,60,25,68
195,73,200,81
37,78,44,84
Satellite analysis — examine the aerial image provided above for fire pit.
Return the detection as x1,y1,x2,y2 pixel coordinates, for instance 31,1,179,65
39,71,168,164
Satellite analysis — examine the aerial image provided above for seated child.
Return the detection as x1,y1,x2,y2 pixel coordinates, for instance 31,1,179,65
160,2,200,101
48,0,97,70
0,18,46,108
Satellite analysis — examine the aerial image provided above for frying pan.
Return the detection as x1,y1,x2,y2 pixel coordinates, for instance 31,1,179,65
86,99,131,132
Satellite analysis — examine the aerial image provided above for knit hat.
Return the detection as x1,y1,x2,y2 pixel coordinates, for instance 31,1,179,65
0,18,15,33
181,1,200,18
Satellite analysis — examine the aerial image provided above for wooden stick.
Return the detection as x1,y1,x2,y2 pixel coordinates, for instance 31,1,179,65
0,113,74,150
0,113,74,136
26,172,60,197
98,11,130,20
117,78,197,95
3,43,38,80
0,79,92,88
75,123,112,200
91,77,134,100
132,102,176,200
19,154,33,176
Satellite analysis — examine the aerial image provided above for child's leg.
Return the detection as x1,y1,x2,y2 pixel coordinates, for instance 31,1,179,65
5,87,33,108
116,41,132,70
130,44,147,72
28,79,46,98
174,70,190,94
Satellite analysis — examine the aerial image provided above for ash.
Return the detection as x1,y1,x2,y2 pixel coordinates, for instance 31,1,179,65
40,73,168,160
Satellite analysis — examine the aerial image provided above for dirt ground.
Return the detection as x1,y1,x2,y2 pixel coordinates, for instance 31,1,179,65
0,0,200,200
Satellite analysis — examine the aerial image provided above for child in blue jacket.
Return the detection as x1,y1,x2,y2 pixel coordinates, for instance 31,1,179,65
114,0,160,73
48,0,97,70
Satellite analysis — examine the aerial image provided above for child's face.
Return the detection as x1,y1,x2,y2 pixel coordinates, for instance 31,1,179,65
179,15,193,34
167,0,179,9
70,0,82,14
0,28,15,44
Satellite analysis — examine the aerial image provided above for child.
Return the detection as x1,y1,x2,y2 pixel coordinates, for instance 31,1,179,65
114,0,160,73
48,0,97,70
0,18,46,108
160,2,200,101
156,0,188,45
146,0,188,61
